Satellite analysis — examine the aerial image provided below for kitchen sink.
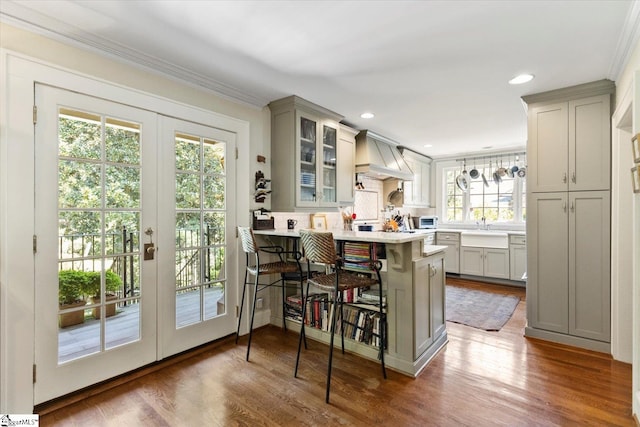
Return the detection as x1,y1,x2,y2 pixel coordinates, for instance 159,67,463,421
460,231,509,248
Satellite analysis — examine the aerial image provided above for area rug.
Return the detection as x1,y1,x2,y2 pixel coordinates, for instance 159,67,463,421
446,286,520,331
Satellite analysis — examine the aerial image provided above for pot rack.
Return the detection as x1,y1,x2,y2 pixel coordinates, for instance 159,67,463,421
454,151,526,164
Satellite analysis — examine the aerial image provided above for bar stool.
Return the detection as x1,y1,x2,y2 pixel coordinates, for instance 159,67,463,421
295,229,386,403
237,226,304,361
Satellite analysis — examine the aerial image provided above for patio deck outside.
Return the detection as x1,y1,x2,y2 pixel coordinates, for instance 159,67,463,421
58,286,225,363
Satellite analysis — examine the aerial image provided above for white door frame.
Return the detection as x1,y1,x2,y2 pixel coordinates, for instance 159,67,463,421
0,51,250,412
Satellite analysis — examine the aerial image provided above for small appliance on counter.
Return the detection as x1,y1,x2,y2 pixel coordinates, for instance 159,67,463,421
414,215,438,229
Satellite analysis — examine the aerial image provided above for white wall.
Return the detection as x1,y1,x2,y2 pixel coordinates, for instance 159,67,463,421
612,34,640,419
0,22,268,412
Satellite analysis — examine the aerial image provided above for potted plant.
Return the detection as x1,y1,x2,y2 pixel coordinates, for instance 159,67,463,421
58,270,89,328
88,270,122,319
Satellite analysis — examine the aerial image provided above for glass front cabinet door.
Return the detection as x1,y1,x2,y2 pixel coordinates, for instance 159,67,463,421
296,111,338,207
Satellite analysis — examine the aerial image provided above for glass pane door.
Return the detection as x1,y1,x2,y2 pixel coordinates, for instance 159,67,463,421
175,133,227,327
34,85,157,404
158,116,236,358
322,124,337,203
57,109,143,362
299,116,317,203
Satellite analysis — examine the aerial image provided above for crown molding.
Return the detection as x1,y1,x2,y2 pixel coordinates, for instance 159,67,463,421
609,0,640,81
0,1,269,108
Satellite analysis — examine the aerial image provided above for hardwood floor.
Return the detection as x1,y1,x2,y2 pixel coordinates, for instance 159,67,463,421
37,278,634,426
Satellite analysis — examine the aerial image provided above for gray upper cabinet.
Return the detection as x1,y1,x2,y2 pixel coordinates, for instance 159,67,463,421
337,125,357,204
525,83,612,193
401,148,432,207
269,96,355,211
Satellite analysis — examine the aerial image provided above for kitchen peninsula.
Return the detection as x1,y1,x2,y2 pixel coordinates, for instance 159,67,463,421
253,229,448,377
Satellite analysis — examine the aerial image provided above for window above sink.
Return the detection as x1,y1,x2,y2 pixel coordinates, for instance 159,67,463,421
435,153,527,226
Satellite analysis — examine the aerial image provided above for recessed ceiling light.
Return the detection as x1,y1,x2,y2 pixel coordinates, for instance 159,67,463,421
423,144,433,148
509,74,534,85
360,112,375,119
482,146,493,150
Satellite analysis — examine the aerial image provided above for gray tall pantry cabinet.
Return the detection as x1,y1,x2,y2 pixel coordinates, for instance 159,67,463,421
523,80,613,353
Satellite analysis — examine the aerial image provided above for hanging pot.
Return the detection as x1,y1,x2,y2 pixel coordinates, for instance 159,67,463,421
517,167,526,178
517,155,527,178
387,182,404,206
469,158,479,179
456,174,469,192
497,158,507,177
493,158,502,184
506,155,515,178
511,155,520,175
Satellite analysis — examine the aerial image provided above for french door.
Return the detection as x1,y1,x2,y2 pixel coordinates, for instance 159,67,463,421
157,117,237,357
34,85,237,403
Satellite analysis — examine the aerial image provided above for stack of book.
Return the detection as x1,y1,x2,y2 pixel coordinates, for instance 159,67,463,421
285,293,304,322
342,242,372,272
339,305,386,349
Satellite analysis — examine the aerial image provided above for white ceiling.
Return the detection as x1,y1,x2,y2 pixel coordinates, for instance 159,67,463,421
2,0,638,158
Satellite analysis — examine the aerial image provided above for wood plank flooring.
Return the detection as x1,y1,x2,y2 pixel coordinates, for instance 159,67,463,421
37,278,635,426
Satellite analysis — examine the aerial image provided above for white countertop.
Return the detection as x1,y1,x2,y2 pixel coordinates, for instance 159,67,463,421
435,228,525,236
253,228,432,244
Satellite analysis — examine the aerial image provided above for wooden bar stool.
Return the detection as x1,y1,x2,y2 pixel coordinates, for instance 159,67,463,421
237,226,304,361
295,229,386,403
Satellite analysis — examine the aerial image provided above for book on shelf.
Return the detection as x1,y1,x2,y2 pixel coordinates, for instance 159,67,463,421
285,292,387,350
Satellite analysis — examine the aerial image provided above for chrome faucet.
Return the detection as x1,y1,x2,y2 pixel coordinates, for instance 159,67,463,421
476,217,489,230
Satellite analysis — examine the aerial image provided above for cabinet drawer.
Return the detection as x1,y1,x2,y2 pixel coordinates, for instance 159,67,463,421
509,235,526,245
423,233,436,245
436,232,460,242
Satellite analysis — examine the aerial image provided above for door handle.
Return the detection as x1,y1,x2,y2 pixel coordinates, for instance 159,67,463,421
144,227,155,260
562,173,567,183
571,171,576,183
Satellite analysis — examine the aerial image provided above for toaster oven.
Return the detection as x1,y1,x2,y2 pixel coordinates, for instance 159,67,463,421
415,215,438,229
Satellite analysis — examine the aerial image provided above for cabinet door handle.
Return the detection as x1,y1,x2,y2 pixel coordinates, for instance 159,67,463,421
562,172,567,183
571,171,576,183
562,202,567,213
570,202,574,213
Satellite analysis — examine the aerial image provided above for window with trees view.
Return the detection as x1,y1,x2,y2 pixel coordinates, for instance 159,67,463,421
174,132,227,327
57,107,142,360
442,157,526,224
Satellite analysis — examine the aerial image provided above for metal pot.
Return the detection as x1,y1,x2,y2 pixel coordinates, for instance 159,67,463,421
497,159,507,177
456,173,469,192
505,156,514,178
493,169,502,184
455,162,469,192
387,182,404,206
469,159,479,179
517,167,526,178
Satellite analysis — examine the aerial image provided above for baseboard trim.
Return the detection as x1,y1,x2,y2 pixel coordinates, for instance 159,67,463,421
524,326,611,354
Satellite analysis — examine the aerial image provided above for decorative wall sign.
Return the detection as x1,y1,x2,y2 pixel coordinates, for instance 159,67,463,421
633,133,640,163
310,214,328,230
632,166,640,194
